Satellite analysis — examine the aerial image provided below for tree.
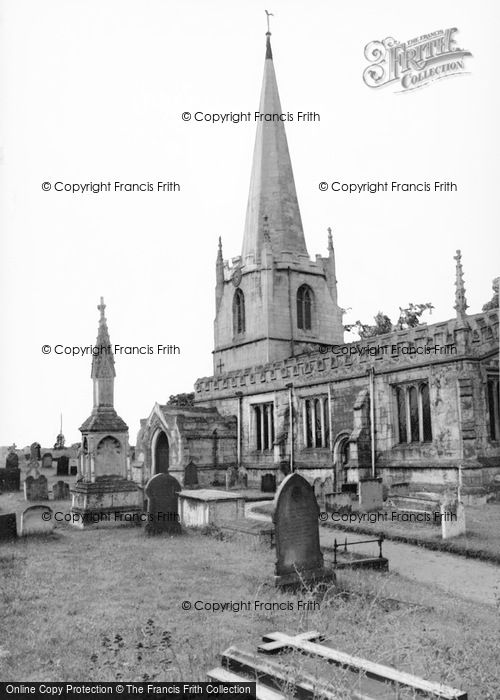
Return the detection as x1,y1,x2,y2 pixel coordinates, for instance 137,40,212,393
167,392,195,407
344,311,392,339
344,302,434,339
482,277,499,312
396,303,434,330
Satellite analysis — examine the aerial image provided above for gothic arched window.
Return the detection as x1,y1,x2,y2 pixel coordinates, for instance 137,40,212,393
396,381,433,443
233,289,245,335
297,284,313,330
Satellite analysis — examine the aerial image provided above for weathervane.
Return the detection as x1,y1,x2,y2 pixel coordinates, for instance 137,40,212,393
265,9,274,34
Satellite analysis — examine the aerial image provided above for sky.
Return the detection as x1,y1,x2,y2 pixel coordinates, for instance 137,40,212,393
1,0,499,448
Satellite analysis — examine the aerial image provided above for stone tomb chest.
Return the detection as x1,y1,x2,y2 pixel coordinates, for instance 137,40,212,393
178,489,245,528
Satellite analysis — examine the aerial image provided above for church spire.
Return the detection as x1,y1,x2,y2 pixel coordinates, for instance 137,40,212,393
91,297,115,409
454,250,468,321
241,28,309,263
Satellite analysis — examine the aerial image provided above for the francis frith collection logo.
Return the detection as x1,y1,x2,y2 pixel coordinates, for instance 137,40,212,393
363,28,472,92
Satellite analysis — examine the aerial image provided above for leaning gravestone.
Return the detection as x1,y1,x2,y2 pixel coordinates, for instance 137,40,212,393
24,474,49,501
20,505,54,536
0,513,17,540
144,473,182,535
52,480,70,500
273,473,332,587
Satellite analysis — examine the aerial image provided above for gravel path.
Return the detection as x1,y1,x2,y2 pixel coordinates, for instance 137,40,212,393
245,502,500,607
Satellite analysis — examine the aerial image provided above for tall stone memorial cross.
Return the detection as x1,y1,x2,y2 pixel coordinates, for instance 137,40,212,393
273,473,332,587
144,473,182,535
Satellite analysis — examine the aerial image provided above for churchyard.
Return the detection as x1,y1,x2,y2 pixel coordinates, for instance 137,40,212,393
254,499,500,563
0,475,499,698
326,503,500,562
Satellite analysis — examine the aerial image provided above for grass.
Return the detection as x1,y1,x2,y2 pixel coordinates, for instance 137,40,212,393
1,522,499,698
255,501,500,562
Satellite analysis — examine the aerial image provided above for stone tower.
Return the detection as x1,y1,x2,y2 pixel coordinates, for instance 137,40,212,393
71,298,141,526
213,31,344,374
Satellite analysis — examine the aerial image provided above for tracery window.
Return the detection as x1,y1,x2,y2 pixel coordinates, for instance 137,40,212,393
303,396,329,448
395,382,432,443
297,285,313,331
233,289,245,334
253,403,274,451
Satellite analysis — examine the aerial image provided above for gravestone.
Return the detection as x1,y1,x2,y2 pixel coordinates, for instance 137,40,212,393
237,466,248,488
0,468,21,492
20,505,54,536
358,478,383,511
313,479,324,506
261,473,276,493
69,458,78,476
5,451,19,470
42,453,53,469
390,482,410,497
56,455,69,476
0,513,17,540
440,497,466,539
184,460,199,488
273,473,332,587
24,474,49,501
324,492,352,514
30,442,41,461
144,473,182,535
323,477,333,498
225,466,237,489
26,459,41,479
52,480,70,500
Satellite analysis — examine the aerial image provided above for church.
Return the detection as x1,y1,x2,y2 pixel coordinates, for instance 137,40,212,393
135,30,499,500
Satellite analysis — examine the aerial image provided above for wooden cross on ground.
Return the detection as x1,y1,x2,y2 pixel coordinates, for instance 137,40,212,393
257,631,468,700
258,630,323,654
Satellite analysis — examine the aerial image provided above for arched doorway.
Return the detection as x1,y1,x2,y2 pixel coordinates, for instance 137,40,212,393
155,432,169,474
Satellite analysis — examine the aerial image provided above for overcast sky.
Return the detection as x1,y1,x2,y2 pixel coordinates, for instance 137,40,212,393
1,0,498,448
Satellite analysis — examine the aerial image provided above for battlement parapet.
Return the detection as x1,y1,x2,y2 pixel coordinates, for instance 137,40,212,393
194,311,498,401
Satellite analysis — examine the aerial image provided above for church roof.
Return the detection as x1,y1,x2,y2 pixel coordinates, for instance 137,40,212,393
241,32,309,263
